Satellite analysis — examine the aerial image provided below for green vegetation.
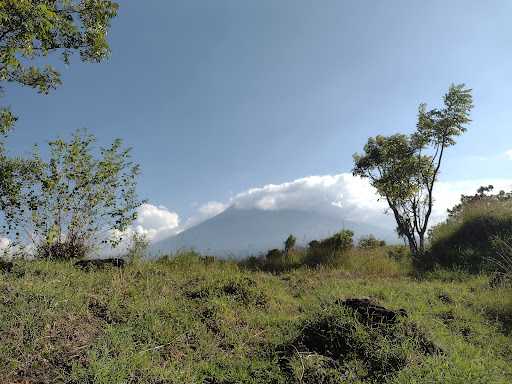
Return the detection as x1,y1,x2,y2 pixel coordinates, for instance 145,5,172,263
353,84,473,258
0,4,508,380
0,254,510,383
427,186,512,276
1,130,142,259
0,0,119,133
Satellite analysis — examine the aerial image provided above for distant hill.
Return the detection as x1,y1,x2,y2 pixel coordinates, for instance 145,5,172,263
151,207,398,257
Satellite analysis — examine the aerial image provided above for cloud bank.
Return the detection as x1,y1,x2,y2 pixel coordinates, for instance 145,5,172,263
131,203,180,241
125,174,512,248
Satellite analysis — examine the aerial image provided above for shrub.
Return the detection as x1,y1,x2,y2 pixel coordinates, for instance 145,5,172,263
126,232,150,264
36,235,90,261
284,234,296,255
426,187,512,273
304,230,354,266
265,248,283,262
339,247,408,277
358,234,386,249
386,245,410,262
1,131,142,260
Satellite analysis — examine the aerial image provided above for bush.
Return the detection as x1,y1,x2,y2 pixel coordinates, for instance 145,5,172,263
304,230,354,266
2,130,142,260
386,245,410,262
358,234,386,249
126,232,149,264
426,187,512,273
36,236,90,260
338,247,409,277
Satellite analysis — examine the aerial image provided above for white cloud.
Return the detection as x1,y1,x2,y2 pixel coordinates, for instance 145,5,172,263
432,178,512,223
0,237,10,250
505,149,512,160
181,201,228,229
132,203,180,241
230,174,388,223
112,174,512,253
198,201,227,217
221,173,512,228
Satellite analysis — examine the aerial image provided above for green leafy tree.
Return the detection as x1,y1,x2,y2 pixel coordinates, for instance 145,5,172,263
353,84,473,257
284,234,296,255
358,234,386,249
3,130,142,259
0,0,119,134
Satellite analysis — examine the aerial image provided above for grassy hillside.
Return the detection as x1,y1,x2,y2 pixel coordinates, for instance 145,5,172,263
0,255,511,383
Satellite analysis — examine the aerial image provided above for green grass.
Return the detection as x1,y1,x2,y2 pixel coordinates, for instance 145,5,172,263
0,254,511,383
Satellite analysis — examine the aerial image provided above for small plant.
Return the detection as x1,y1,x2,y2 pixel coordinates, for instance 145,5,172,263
386,245,410,262
126,232,150,264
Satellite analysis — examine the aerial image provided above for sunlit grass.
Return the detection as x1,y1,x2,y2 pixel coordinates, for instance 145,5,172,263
0,254,510,383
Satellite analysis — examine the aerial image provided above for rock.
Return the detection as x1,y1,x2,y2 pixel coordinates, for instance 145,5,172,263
74,258,125,270
438,293,453,304
338,298,407,324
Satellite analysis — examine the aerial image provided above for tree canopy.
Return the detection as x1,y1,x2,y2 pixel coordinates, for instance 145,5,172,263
353,84,473,257
0,0,118,133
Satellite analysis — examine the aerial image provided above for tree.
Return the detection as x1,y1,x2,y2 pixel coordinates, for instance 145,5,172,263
0,0,119,134
309,230,354,252
353,84,473,258
358,234,386,249
284,234,296,255
2,130,142,259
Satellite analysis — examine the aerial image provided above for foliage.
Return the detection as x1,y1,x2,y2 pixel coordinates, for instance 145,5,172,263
2,130,142,259
427,186,512,273
489,237,512,287
126,232,149,264
284,234,296,254
358,234,386,248
305,229,354,266
353,84,473,258
0,0,118,133
312,229,354,252
385,244,410,261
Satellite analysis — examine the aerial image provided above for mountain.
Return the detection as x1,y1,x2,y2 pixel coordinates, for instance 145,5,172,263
150,207,398,258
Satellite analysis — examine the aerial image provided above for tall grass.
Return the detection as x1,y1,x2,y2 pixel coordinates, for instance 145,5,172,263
488,237,512,286
0,257,511,383
240,245,411,278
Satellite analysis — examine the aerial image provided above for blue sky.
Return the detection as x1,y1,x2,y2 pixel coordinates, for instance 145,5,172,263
5,0,512,227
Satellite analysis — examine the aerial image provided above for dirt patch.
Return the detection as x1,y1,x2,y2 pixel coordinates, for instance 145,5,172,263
278,299,442,383
337,298,408,324
184,278,267,307
88,297,125,324
6,314,101,384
